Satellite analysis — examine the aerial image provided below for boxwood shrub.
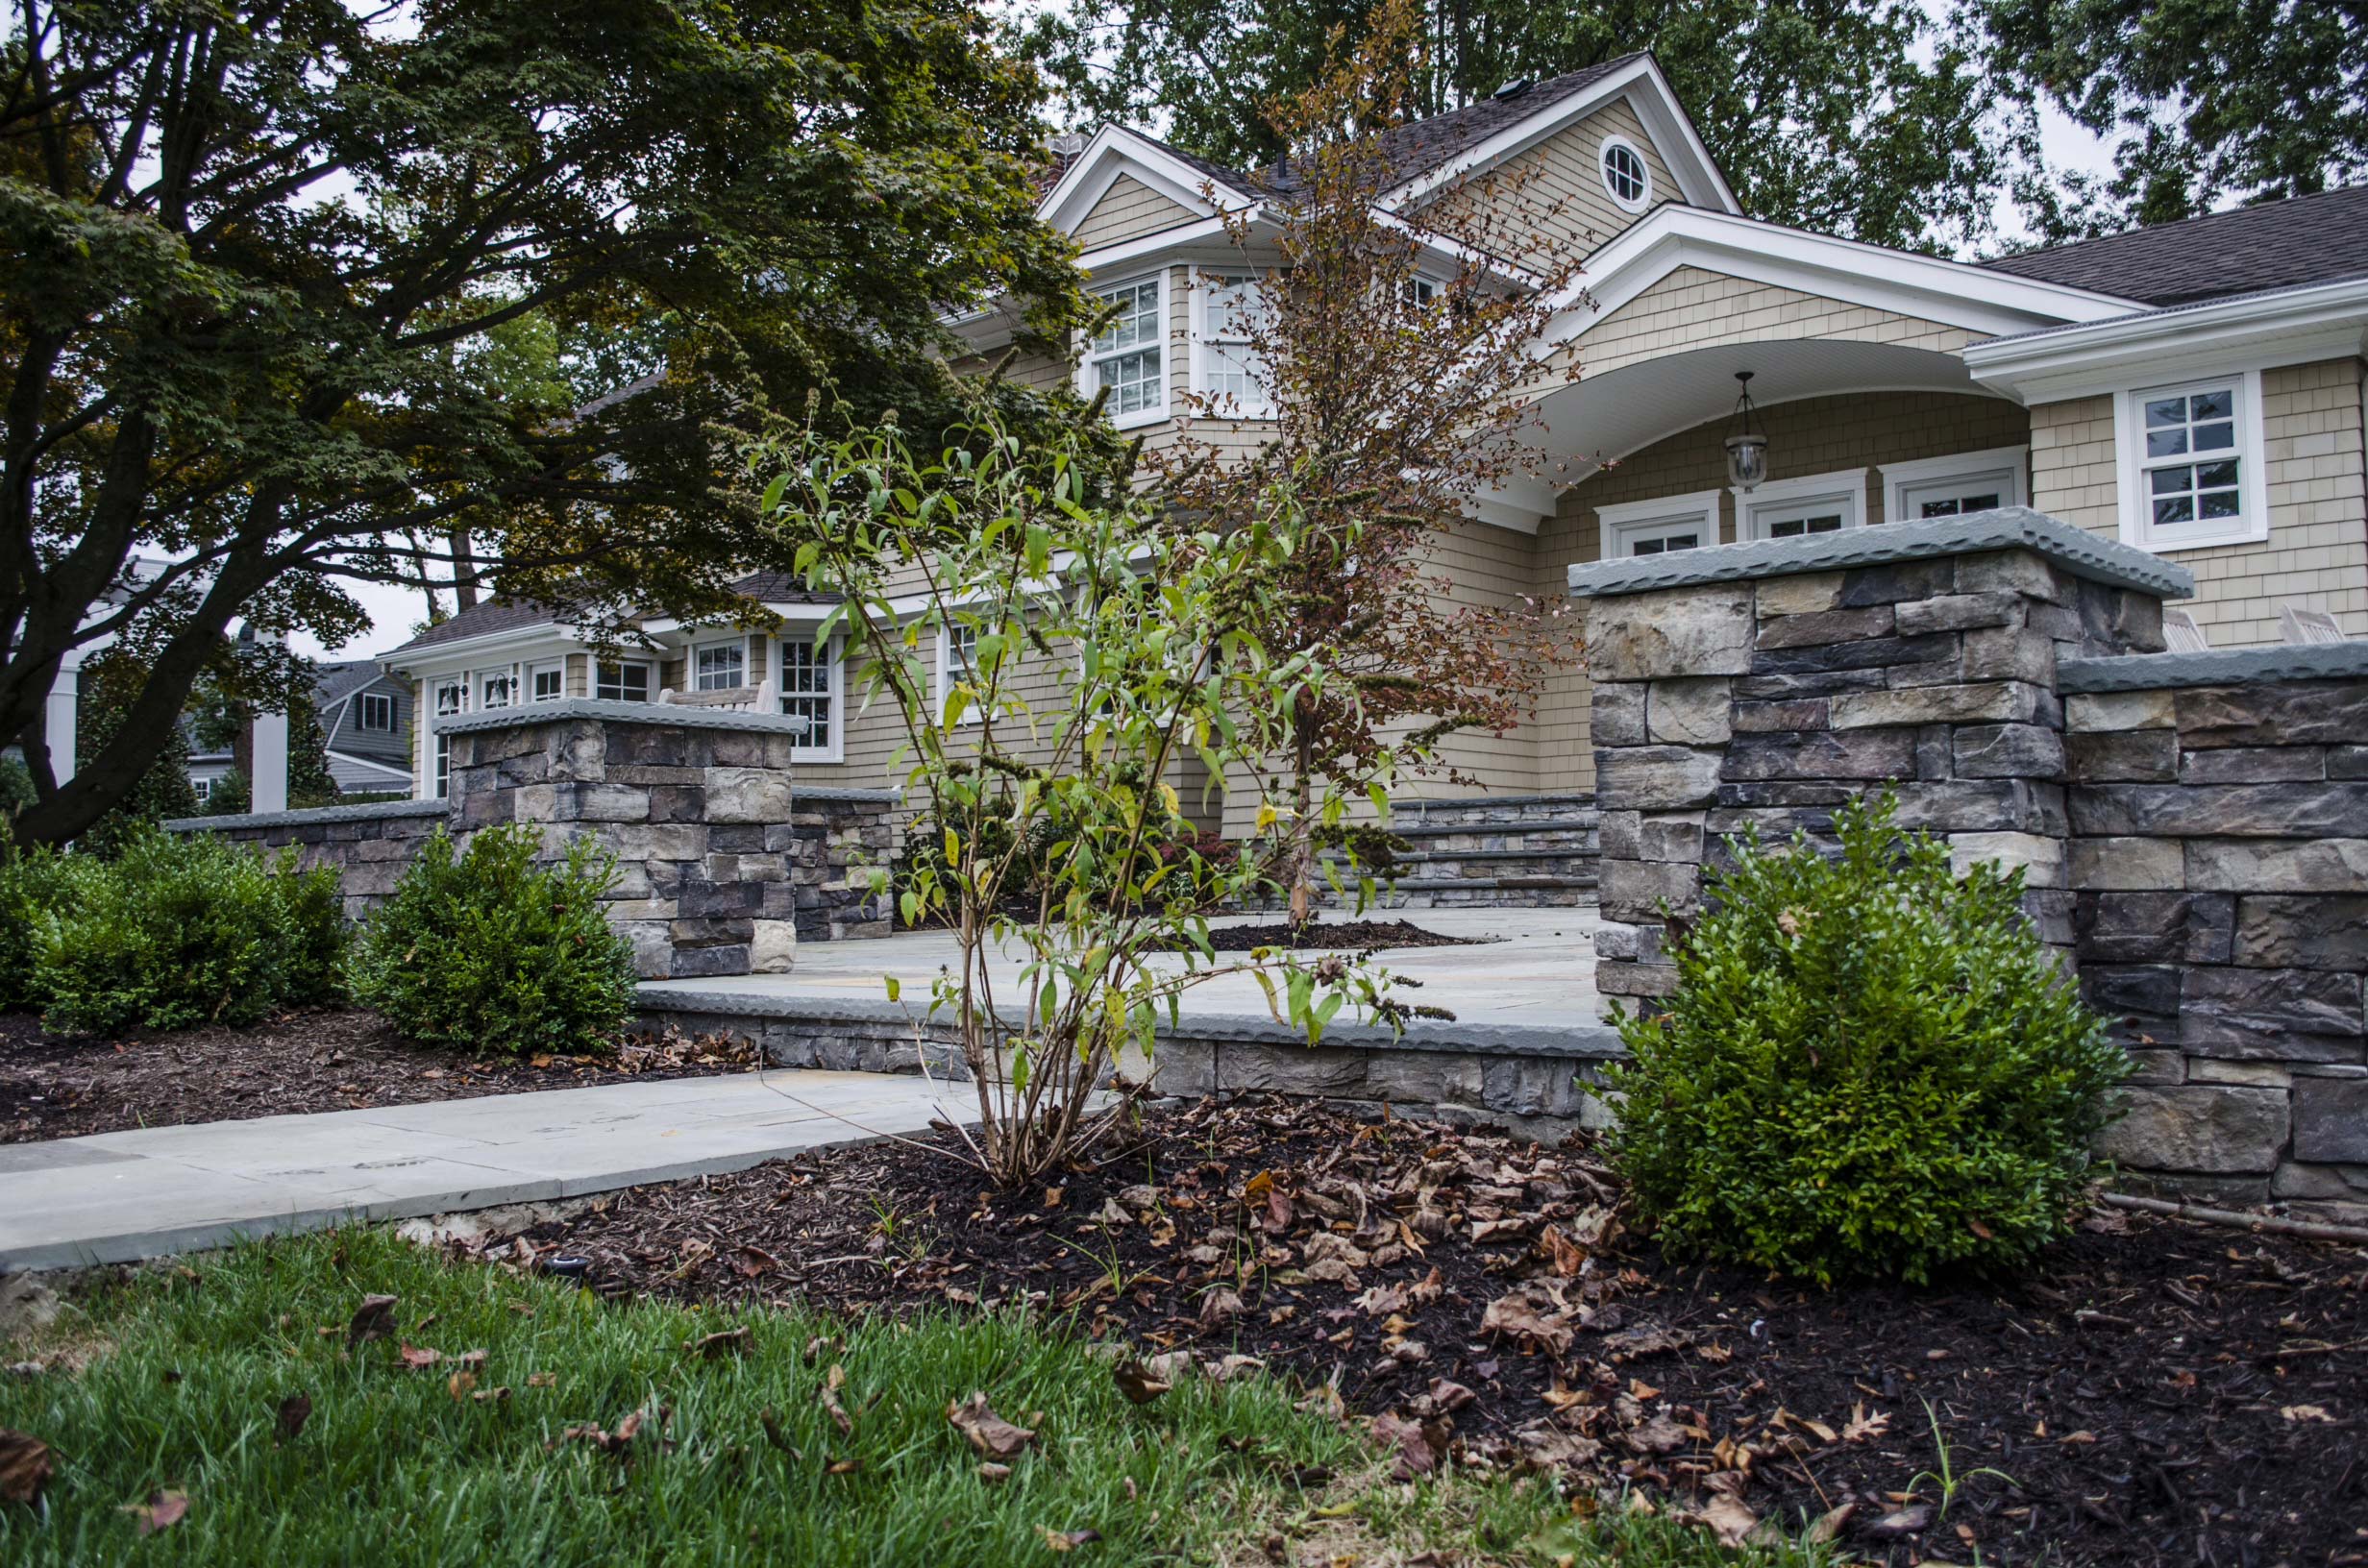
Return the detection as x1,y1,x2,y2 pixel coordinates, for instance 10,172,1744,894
32,830,346,1035
1604,792,2128,1286
346,824,637,1057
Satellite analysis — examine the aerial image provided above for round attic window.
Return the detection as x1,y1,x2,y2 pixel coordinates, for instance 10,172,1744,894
1599,135,1651,213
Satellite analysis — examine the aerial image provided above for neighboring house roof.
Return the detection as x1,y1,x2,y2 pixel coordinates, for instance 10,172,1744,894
384,599,560,655
728,570,836,605
313,658,386,706
1983,184,2368,307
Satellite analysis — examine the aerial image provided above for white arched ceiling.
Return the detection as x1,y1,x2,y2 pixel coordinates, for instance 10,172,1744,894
1521,339,2003,485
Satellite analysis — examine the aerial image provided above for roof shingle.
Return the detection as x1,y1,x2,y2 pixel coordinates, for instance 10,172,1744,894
1982,184,2368,306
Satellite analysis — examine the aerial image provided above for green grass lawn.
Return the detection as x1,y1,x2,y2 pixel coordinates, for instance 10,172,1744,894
0,1229,1832,1566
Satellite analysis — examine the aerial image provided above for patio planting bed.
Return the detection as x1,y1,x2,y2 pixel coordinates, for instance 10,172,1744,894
465,1095,2368,1568
0,1010,756,1145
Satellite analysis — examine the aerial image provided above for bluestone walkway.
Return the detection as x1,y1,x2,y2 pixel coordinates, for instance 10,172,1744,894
1,1070,961,1271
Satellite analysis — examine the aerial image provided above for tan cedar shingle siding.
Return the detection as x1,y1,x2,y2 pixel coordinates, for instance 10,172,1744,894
2031,356,2368,646
1073,175,1198,251
1450,99,1681,271
1556,266,1973,387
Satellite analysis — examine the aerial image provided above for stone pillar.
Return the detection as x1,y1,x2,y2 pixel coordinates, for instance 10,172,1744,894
439,699,809,980
1568,509,2189,1004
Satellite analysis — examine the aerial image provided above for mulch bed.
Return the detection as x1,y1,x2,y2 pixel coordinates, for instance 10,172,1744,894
469,1095,2368,1568
0,1010,756,1144
1172,919,1484,953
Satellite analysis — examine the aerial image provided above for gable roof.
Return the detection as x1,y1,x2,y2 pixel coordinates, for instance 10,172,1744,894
1982,184,2368,307
313,659,391,706
381,573,836,662
1266,55,1646,197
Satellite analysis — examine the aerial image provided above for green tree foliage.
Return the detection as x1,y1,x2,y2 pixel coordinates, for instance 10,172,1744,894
760,407,1411,1186
32,831,345,1036
346,825,639,1057
1974,0,2368,233
72,650,201,857
2,0,1096,848
1025,0,2012,251
1605,794,2129,1286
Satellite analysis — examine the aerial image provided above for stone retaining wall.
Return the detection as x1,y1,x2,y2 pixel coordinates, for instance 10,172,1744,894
169,700,900,980
1566,510,2365,1212
2062,644,2368,1207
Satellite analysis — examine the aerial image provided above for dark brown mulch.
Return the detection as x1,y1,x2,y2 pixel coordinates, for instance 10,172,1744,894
0,1010,756,1144
1164,919,1483,953
473,1096,2368,1568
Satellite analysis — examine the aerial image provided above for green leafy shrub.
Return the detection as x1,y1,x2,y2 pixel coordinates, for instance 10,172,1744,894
0,845,94,1013
347,824,637,1056
35,830,347,1035
1604,793,2128,1286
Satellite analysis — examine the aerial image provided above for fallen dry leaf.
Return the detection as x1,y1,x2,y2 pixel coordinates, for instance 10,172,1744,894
1371,1411,1450,1479
347,1293,398,1346
1804,1503,1855,1544
124,1488,189,1535
1842,1404,1890,1443
1693,1492,1759,1548
527,1372,556,1389
1112,1361,1171,1406
448,1372,478,1401
275,1394,311,1444
686,1327,752,1361
1039,1526,1101,1552
977,1461,1012,1483
0,1430,53,1506
397,1344,441,1370
821,1364,853,1436
947,1392,1036,1460
2281,1404,2334,1423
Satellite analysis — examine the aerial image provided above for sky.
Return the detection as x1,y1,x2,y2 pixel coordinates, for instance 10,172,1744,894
293,22,2127,668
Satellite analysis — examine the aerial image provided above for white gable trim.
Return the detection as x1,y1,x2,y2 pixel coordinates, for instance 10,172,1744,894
1037,125,1250,237
1537,206,2141,353
1385,57,1739,216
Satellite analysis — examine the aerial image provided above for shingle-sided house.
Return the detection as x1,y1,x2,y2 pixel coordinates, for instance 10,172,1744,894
381,53,2368,826
312,659,416,796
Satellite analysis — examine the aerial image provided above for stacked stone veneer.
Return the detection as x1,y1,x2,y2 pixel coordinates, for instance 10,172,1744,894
2063,644,2368,1206
1567,509,2368,1208
170,700,899,980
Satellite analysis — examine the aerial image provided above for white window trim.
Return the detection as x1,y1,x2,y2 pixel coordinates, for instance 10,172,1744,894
191,775,212,801
1879,446,2029,523
1078,270,1170,429
936,623,982,727
692,637,749,692
527,661,566,702
777,633,845,763
2112,367,2270,552
475,664,520,711
432,678,468,718
1189,265,1275,420
357,691,399,731
1598,133,1653,214
1733,467,1869,541
1594,489,1721,557
595,658,655,703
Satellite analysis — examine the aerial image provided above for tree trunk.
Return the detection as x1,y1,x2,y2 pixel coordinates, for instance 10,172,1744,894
451,526,480,612
1287,705,1317,928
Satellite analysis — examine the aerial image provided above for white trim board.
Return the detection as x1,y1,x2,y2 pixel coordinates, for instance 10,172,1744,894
1879,445,2030,522
1964,277,2368,404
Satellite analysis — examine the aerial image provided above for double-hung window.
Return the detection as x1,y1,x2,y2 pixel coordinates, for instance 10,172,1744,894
1597,491,1720,558
779,635,841,759
1197,272,1271,417
1087,275,1165,427
2120,375,2266,550
358,692,397,732
938,622,980,725
694,640,746,692
431,679,466,798
596,660,652,702
1738,469,1867,541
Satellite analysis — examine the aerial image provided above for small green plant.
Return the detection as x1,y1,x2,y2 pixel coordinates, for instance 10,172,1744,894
346,823,637,1057
1907,1397,2017,1519
0,845,87,1013
32,830,345,1035
1605,791,2129,1286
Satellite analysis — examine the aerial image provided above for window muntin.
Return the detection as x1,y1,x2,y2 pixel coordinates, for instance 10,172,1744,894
530,663,564,701
1598,490,1721,559
1738,469,1866,542
596,660,652,702
1599,135,1652,212
779,635,840,757
1197,273,1271,416
939,622,981,725
2119,375,2265,551
191,775,211,802
2141,387,2241,528
1088,276,1165,423
433,734,451,797
358,692,397,731
1880,447,2028,525
694,640,747,692
433,679,466,717
478,669,515,710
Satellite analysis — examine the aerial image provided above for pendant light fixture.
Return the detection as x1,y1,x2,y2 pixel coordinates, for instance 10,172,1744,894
1725,371,1769,493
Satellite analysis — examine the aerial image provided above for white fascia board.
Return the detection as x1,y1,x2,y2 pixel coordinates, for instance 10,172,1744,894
1962,278,2368,404
1537,207,2140,352
1038,126,1247,235
1385,58,1739,216
379,623,567,674
1076,213,1248,277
